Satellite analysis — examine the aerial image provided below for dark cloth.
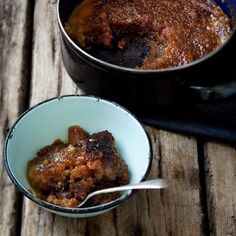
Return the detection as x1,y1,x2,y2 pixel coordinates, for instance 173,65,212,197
140,93,236,144
140,33,236,144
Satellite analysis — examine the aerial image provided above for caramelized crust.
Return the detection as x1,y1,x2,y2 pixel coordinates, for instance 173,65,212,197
65,0,232,69
27,126,129,207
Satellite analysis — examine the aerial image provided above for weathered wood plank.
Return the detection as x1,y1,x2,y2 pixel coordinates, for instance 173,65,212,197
21,0,84,235
205,143,236,235
0,0,31,235
29,0,80,107
146,128,204,236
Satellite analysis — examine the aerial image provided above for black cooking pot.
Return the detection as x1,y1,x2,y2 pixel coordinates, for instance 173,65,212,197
57,0,236,114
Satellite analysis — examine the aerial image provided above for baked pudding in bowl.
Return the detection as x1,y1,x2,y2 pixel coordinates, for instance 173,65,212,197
4,95,152,217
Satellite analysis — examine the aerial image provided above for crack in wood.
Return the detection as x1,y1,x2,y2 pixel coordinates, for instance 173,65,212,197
15,192,23,236
156,132,170,235
18,1,35,111
57,64,62,95
197,139,210,236
51,33,56,65
157,137,163,178
112,209,118,236
0,0,35,236
146,189,151,220
3,113,9,138
203,144,216,235
50,213,55,235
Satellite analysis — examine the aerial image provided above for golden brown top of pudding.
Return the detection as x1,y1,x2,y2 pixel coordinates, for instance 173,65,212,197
27,126,129,208
65,0,232,69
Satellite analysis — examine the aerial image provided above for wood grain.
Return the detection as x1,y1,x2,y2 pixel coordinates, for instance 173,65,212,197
205,143,236,235
21,0,83,235
29,0,80,107
0,0,31,235
147,128,204,236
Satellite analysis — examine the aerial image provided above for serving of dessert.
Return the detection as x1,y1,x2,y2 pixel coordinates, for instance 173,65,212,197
27,125,129,208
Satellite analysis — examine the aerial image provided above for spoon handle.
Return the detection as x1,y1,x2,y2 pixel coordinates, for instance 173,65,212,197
78,179,168,207
95,179,168,193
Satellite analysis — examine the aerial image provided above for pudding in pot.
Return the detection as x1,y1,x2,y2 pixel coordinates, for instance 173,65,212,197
65,0,232,69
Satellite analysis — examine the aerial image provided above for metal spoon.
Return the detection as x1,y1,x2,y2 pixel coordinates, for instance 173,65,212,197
78,179,168,208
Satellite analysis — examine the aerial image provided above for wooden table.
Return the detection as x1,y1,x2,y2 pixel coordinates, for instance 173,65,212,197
1,1,236,235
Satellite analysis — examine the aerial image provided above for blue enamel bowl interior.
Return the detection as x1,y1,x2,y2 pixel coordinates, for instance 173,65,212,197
4,95,152,218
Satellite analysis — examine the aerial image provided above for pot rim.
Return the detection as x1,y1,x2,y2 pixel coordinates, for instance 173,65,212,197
57,0,236,74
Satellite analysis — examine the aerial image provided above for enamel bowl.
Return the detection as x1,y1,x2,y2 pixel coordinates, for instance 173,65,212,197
4,95,152,218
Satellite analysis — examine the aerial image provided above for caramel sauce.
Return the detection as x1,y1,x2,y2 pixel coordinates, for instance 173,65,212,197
65,0,98,47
